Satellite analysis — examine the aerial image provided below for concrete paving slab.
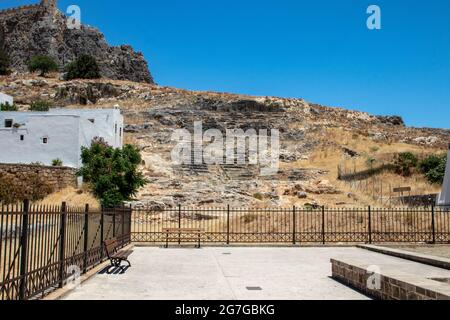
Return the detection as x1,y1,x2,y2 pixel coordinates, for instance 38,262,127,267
62,247,376,300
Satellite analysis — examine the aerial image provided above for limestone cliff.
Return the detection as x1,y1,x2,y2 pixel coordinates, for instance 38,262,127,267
0,0,154,83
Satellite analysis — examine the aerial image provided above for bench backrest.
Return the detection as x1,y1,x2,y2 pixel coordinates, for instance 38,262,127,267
104,238,118,257
162,228,203,233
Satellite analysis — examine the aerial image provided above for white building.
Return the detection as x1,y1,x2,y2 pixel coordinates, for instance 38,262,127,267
0,93,13,105
437,144,450,208
0,108,124,168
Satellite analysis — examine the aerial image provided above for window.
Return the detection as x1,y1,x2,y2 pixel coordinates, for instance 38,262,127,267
4,119,13,128
20,135,24,141
115,124,117,134
42,137,48,144
119,127,122,137
88,119,95,124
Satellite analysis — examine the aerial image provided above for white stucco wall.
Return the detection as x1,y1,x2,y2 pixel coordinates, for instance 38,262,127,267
0,108,124,168
437,147,450,207
0,93,13,105
50,108,123,149
0,115,80,167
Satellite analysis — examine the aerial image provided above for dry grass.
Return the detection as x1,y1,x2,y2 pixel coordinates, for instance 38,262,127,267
37,186,100,210
281,127,445,207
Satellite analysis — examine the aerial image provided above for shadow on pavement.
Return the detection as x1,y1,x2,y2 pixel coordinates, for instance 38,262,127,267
98,265,130,275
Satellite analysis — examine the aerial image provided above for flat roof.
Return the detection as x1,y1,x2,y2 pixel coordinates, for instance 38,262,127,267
0,108,121,117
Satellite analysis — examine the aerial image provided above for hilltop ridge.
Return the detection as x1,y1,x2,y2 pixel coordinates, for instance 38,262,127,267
0,0,153,83
1,75,448,208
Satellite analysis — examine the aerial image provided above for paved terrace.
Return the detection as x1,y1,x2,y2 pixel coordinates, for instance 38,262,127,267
61,247,450,300
63,247,373,300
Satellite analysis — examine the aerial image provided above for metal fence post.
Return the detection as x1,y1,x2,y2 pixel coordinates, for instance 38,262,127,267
128,204,132,244
83,204,89,273
112,206,116,238
58,202,67,288
292,206,296,245
322,206,325,245
368,206,372,244
19,199,30,300
226,205,230,245
122,203,125,245
100,207,104,260
431,205,436,244
178,204,181,245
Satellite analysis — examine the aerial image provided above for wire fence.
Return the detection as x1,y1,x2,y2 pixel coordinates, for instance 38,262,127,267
0,201,132,300
132,206,450,244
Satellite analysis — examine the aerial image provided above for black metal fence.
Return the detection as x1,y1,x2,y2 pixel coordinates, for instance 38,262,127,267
132,206,450,244
2,203,450,300
0,201,132,300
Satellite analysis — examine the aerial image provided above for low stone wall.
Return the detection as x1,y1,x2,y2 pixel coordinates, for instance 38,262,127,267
0,163,76,192
331,258,450,300
358,245,450,270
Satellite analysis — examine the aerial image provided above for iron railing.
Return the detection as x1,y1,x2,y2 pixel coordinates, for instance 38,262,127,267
2,203,449,300
131,206,450,244
0,201,132,300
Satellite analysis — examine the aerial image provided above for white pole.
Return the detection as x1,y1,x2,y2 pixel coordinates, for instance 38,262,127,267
437,143,450,207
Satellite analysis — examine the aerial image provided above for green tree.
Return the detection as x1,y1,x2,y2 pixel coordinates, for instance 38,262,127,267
0,102,18,111
64,55,101,80
420,154,447,184
0,47,10,75
30,100,52,111
28,55,59,76
393,152,418,177
77,138,147,207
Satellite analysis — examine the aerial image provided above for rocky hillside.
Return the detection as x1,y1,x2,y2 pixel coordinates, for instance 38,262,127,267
0,0,153,83
2,75,449,208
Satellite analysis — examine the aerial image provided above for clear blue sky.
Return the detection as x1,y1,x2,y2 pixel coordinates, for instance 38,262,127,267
3,0,450,129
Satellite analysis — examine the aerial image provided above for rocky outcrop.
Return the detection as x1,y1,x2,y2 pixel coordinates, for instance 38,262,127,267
376,115,405,126
0,0,153,83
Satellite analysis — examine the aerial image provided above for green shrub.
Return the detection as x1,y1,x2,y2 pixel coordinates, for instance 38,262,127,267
30,100,52,111
393,152,418,176
27,173,53,201
64,55,101,80
0,47,10,75
28,55,59,76
0,173,53,204
77,137,148,207
242,214,258,224
253,192,264,200
0,174,22,204
420,154,447,184
52,158,63,166
365,157,376,168
0,102,18,111
419,154,443,173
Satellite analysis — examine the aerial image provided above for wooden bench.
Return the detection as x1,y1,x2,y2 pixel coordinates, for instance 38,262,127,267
162,228,203,248
104,237,133,267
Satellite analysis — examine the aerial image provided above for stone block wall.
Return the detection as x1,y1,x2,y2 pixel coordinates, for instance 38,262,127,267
0,4,41,18
0,163,76,192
